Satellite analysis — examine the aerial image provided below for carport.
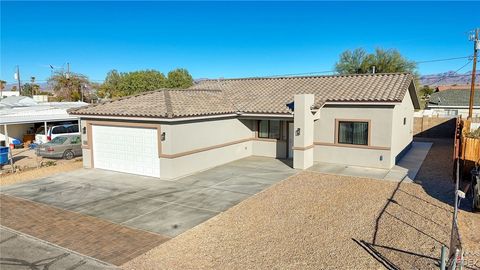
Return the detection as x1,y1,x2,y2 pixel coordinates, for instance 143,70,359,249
0,101,86,170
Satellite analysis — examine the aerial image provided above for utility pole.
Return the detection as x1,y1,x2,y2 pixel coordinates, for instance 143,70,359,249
14,66,22,95
468,28,479,119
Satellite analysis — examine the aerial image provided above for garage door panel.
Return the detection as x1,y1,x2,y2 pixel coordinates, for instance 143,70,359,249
92,125,160,177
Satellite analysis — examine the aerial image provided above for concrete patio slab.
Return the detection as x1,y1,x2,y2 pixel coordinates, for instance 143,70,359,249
308,162,392,180
213,175,273,194
0,227,116,270
396,141,433,180
77,195,168,223
174,188,250,212
307,141,432,182
122,204,218,237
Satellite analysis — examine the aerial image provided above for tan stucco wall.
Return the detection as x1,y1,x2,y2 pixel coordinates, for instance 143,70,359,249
314,145,392,168
160,141,252,179
82,148,92,168
160,118,254,179
252,140,287,158
79,117,289,179
391,92,414,162
161,118,253,155
313,105,394,168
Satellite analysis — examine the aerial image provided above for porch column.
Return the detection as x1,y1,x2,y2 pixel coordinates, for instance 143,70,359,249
293,94,315,169
4,124,15,171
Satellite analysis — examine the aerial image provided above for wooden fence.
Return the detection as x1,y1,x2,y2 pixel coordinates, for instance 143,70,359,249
414,116,457,138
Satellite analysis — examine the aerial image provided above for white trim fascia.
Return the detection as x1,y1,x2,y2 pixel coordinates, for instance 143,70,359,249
427,106,480,109
0,116,80,125
238,113,293,118
324,101,400,106
73,113,239,122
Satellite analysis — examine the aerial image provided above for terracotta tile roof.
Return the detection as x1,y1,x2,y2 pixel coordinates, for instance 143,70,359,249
69,89,237,118
70,73,415,118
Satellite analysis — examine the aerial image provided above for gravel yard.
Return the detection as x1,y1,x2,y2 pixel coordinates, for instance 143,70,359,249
123,139,479,270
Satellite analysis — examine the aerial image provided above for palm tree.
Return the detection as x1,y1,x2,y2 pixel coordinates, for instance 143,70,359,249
48,71,90,101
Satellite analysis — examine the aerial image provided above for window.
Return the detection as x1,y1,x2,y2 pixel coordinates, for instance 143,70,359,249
337,121,369,145
67,125,79,133
259,120,269,138
258,120,281,139
52,126,67,134
403,117,406,125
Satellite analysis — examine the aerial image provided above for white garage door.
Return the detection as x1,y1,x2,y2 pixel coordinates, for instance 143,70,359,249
92,125,160,177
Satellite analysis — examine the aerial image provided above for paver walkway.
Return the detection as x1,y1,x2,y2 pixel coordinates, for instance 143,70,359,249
0,194,170,266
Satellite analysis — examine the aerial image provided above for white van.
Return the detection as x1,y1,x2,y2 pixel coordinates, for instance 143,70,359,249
35,124,80,144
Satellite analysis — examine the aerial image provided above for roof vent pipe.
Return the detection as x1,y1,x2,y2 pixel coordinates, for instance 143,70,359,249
372,66,376,74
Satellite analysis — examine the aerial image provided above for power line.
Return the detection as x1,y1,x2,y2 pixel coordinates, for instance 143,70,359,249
424,59,474,86
255,55,474,78
414,56,472,64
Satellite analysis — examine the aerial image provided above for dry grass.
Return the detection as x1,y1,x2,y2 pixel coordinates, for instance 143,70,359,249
122,138,479,270
0,161,83,186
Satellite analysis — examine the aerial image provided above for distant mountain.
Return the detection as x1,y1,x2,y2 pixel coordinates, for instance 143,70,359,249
3,82,52,92
419,70,480,86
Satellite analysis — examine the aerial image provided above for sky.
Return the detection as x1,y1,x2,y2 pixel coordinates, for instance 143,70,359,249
1,1,479,84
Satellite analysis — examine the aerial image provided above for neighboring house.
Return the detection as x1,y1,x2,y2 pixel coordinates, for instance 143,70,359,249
426,89,480,117
0,96,87,145
69,73,419,179
435,84,480,92
0,90,21,99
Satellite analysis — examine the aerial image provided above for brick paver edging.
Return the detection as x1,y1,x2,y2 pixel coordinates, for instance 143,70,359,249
0,194,170,265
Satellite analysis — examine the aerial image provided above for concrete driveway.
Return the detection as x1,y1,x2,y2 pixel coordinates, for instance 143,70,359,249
0,156,296,238
0,227,116,270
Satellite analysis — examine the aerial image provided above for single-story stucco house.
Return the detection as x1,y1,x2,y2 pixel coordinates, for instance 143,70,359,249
426,89,480,118
69,73,420,179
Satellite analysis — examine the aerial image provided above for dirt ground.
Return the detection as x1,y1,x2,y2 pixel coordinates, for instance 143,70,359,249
0,160,83,186
0,148,83,186
1,148,77,172
123,138,479,270
415,138,480,264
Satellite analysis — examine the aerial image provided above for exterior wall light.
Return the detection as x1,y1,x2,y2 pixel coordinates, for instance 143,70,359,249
295,128,301,136
82,127,87,134
161,132,166,141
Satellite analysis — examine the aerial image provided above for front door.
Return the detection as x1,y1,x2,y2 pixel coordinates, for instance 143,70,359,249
288,122,294,159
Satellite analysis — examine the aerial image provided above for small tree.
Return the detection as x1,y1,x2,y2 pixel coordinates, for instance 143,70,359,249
118,70,166,96
335,48,417,74
98,70,122,98
166,68,193,88
335,48,371,74
22,83,37,97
